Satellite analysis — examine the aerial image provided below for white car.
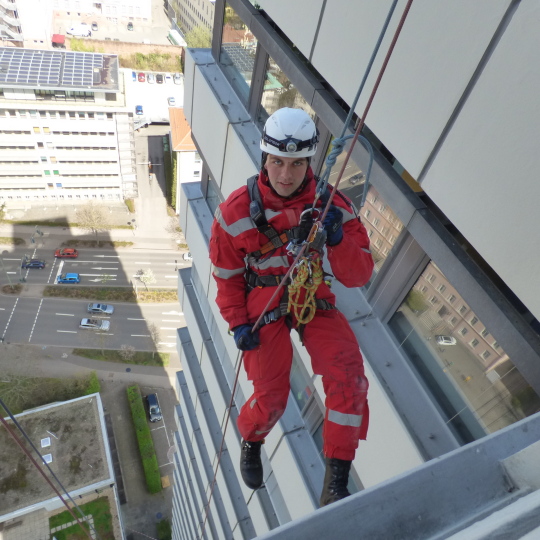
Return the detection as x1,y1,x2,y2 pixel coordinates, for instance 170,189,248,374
168,96,176,106
66,24,91,37
436,335,457,346
147,73,156,84
173,73,183,85
79,318,111,331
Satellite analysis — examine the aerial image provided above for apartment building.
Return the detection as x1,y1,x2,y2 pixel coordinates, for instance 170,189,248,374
169,0,215,34
0,0,54,47
52,0,152,22
0,394,124,539
172,1,540,538
0,47,137,204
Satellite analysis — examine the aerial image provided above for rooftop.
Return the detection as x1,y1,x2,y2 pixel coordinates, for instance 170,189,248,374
170,107,196,152
0,48,120,92
0,395,111,519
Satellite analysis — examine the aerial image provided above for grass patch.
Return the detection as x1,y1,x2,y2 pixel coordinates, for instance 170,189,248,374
61,239,133,249
43,286,177,303
49,496,114,540
157,518,172,540
119,51,182,72
165,150,176,208
73,349,170,367
1,284,22,294
125,198,135,213
0,236,25,245
127,385,162,494
0,372,100,416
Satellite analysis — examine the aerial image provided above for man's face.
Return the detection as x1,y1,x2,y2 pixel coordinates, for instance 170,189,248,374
265,154,309,197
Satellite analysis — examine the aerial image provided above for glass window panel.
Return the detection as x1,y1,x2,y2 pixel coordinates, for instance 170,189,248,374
206,176,220,216
257,55,315,127
220,3,258,105
388,261,540,444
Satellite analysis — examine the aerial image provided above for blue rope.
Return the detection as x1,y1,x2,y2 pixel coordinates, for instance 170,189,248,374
316,0,399,205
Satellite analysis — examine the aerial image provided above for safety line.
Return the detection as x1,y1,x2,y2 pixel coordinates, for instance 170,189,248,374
199,1,416,537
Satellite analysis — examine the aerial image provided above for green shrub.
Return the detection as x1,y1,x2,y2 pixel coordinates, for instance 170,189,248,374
126,385,162,493
157,518,172,540
125,199,135,213
85,371,101,395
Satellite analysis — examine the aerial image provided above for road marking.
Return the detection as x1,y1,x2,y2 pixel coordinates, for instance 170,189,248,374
158,462,174,468
162,311,183,315
28,298,43,342
6,271,16,274
91,267,119,270
127,318,146,321
162,320,183,323
88,278,117,282
0,308,5,311
164,275,178,278
56,313,75,317
131,334,150,337
158,342,175,347
2,297,18,340
57,330,77,333
79,273,118,277
94,255,120,258
3,258,20,261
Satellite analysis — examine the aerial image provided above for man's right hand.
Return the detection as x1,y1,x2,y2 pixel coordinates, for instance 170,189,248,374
233,324,260,351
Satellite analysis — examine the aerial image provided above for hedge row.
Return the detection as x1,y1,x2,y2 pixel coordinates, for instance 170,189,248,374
126,384,162,494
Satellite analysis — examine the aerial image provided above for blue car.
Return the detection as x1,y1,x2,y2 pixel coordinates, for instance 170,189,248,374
22,259,45,269
132,71,136,82
57,272,80,284
135,105,143,115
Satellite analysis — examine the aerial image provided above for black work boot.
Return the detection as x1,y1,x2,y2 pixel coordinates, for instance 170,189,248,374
319,457,352,507
240,439,264,489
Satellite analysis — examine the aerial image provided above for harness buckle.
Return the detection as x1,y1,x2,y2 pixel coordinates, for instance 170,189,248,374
263,309,278,325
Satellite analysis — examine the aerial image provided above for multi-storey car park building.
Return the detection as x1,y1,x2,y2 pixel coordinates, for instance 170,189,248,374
171,1,540,538
0,47,137,204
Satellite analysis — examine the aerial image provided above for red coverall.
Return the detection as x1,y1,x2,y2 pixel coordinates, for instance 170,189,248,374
209,168,374,461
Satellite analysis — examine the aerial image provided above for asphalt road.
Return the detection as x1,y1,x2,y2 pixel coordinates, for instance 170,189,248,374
0,246,187,288
0,294,184,350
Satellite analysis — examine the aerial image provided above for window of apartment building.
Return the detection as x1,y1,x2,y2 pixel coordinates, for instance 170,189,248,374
219,3,258,105
40,157,47,163
33,127,40,134
43,128,50,135
37,142,44,148
388,260,540,445
88,112,95,119
30,111,37,118
257,55,315,127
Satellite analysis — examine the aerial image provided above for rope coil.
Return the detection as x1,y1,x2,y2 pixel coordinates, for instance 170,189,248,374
287,257,323,325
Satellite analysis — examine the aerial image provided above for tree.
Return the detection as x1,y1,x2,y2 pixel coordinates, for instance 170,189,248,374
119,344,136,361
76,202,111,237
165,217,187,247
135,268,156,290
0,202,6,224
147,323,161,359
184,25,212,48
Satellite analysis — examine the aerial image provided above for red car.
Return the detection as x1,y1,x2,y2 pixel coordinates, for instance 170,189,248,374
54,248,78,258
138,72,145,82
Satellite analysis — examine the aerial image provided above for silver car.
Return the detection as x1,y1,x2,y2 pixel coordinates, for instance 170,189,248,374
79,318,111,331
87,302,114,314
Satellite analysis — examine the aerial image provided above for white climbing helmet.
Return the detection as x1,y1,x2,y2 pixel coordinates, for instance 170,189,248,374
260,107,319,158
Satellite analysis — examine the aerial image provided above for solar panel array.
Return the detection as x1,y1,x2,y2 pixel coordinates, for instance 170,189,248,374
0,49,62,86
222,43,255,74
0,48,103,88
62,51,103,87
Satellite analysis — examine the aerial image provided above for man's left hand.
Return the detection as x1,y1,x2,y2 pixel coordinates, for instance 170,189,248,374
323,205,343,246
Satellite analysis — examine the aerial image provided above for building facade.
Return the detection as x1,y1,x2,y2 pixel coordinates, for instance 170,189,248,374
52,0,152,22
169,0,215,35
172,1,540,538
0,0,55,48
0,47,137,204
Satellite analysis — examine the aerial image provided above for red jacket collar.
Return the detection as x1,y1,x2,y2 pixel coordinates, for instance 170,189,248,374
257,168,316,209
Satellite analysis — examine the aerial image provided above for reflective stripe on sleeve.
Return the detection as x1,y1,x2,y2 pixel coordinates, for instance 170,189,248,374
327,409,363,428
213,266,245,279
216,209,257,238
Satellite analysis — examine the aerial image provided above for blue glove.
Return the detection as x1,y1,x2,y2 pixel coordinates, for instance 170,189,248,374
323,205,343,246
233,324,260,351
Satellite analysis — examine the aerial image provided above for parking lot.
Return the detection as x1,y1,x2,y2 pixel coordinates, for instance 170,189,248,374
122,68,184,124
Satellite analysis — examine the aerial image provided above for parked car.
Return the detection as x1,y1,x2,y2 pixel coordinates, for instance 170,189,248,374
182,251,192,261
167,96,176,106
66,24,91,37
54,248,78,258
87,303,114,315
127,22,134,31
164,73,172,84
138,72,145,82
131,71,137,82
146,393,162,422
147,73,156,84
79,318,111,331
156,73,164,84
135,105,143,115
57,273,80,284
436,335,457,346
173,73,183,85
91,22,98,31
21,259,45,269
